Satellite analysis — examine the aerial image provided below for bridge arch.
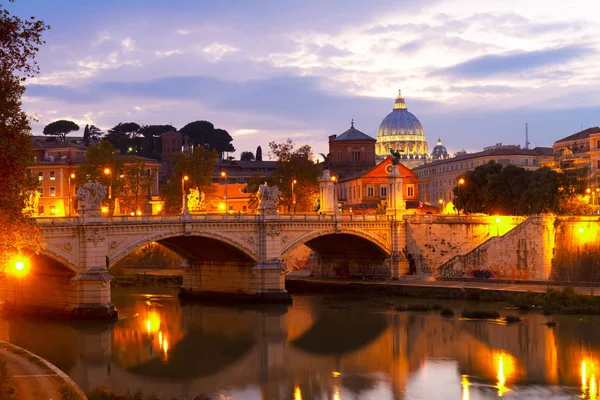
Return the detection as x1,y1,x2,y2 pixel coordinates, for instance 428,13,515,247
282,228,391,257
23,245,79,274
110,231,259,268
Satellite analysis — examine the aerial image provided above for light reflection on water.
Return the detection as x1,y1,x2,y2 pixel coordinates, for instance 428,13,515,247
1,287,600,399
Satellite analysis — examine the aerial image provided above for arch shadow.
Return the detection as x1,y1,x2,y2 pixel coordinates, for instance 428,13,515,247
110,232,258,268
283,230,390,259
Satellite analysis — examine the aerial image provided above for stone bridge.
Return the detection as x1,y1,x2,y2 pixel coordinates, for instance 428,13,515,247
1,212,406,319
1,168,411,319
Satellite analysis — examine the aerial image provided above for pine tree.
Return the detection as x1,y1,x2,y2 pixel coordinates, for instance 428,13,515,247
256,146,263,162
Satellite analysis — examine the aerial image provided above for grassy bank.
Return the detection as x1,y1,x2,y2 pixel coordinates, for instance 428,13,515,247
288,279,600,316
111,274,182,288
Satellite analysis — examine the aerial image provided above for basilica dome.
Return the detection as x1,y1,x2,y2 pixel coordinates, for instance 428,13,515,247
431,138,448,160
375,90,429,168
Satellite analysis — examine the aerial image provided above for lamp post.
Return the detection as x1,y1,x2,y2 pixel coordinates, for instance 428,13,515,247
104,167,112,199
181,175,189,214
292,179,297,214
457,178,465,216
496,217,501,237
332,176,337,216
438,198,444,214
221,171,228,213
68,172,75,217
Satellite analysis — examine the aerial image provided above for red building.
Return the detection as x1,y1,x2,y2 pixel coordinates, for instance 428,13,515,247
336,156,420,214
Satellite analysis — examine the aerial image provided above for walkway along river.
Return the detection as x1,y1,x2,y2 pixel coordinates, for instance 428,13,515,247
1,286,600,399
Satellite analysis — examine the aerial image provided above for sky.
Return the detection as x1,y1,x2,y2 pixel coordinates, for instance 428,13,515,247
9,0,600,159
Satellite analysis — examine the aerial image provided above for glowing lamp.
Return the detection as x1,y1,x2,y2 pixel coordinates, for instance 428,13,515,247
104,168,111,175
70,173,75,179
101,206,109,214
136,210,142,216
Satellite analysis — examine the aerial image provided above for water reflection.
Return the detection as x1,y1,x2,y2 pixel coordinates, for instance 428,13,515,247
2,289,600,399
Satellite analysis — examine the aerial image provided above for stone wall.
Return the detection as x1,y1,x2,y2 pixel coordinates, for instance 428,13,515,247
406,215,600,283
550,217,600,282
405,215,526,276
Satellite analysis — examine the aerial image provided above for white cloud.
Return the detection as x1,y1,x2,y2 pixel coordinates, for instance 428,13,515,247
154,49,182,58
233,129,259,136
202,43,239,61
121,37,135,51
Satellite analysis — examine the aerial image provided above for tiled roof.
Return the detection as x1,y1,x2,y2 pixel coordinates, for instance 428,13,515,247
333,123,376,142
555,127,600,144
413,147,553,170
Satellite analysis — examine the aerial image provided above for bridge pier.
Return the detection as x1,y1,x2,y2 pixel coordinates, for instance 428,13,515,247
179,260,290,303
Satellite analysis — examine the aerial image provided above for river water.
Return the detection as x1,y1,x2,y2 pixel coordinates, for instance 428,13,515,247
1,287,599,399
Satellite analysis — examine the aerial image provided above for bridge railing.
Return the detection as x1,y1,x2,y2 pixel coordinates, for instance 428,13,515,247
33,213,392,225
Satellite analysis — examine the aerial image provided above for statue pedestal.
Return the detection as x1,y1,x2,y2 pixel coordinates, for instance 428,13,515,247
318,170,335,214
386,165,405,218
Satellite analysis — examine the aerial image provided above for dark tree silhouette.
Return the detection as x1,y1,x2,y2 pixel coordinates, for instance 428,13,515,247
256,146,263,162
179,120,235,157
105,122,140,154
240,151,255,161
43,120,80,141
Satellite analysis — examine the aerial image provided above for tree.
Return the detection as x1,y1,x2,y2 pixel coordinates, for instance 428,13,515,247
43,119,79,141
120,161,154,215
105,122,140,154
455,162,590,216
179,120,235,157
83,124,103,146
256,146,263,162
269,139,321,212
240,151,255,161
0,3,49,266
138,124,175,160
161,147,218,213
77,140,123,213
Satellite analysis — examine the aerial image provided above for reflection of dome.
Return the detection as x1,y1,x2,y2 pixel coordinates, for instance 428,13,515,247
431,138,448,160
375,90,429,168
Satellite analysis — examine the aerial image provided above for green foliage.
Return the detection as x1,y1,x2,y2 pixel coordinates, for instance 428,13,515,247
0,2,48,265
120,161,154,214
256,146,263,161
77,141,123,213
179,120,235,156
43,119,79,141
138,124,174,159
83,124,103,147
161,147,218,213
455,161,592,215
269,139,321,212
105,122,140,154
240,151,255,161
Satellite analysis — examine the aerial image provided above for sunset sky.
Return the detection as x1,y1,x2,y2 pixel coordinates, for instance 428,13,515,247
10,0,600,159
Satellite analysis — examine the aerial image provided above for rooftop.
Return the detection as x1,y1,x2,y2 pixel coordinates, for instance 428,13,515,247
555,127,600,144
333,120,376,142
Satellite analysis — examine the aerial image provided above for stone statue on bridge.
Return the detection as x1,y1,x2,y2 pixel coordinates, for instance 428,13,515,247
258,183,279,215
76,180,107,214
187,187,206,212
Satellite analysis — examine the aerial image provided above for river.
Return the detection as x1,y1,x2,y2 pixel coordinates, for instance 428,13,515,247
1,286,599,399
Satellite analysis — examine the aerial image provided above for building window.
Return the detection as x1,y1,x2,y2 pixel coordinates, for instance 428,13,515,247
367,186,374,197
50,171,55,180
38,205,44,215
597,139,600,149
50,187,56,197
337,151,342,162
380,186,387,197
407,185,414,197
38,171,43,181
38,187,44,197
351,148,361,162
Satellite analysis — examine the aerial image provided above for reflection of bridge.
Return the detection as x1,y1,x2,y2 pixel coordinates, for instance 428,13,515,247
2,213,404,318
0,295,588,399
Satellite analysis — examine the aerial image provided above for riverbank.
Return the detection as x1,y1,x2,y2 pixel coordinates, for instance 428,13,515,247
286,276,600,314
0,341,87,399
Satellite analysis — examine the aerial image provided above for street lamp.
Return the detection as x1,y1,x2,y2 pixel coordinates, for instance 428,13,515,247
292,179,297,214
221,171,228,213
104,167,112,200
496,217,501,237
331,176,337,215
457,178,465,216
438,198,444,214
68,172,75,217
181,175,189,214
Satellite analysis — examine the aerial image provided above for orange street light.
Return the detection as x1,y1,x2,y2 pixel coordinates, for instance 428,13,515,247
438,198,444,214
9,255,28,278
181,175,189,214
68,172,76,217
457,178,465,216
221,171,228,213
292,179,297,213
104,168,113,200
